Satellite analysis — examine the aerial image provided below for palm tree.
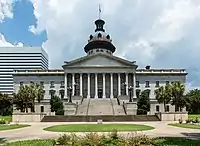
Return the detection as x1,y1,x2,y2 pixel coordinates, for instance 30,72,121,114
154,84,172,112
30,83,45,112
171,81,186,112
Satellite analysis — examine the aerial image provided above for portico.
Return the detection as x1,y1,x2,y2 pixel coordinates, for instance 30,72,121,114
64,72,136,99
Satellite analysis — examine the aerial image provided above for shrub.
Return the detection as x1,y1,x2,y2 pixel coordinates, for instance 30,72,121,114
0,119,5,124
186,119,192,124
54,132,155,146
179,119,183,124
126,134,155,146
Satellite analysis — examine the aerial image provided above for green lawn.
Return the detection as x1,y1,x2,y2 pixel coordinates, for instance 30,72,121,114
43,124,154,132
0,116,12,122
3,138,200,146
189,114,200,119
168,123,200,129
0,124,30,131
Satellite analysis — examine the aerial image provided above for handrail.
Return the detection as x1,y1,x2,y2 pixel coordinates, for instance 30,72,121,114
80,96,84,104
86,99,90,116
122,102,127,115
110,99,115,115
116,96,120,105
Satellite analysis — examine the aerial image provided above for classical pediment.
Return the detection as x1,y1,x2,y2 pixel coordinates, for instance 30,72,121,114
63,53,137,68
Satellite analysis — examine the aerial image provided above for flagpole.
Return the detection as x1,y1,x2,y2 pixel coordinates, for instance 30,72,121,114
99,4,101,19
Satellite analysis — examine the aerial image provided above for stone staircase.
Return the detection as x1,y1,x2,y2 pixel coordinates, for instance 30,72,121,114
110,98,126,115
76,98,90,115
87,99,114,115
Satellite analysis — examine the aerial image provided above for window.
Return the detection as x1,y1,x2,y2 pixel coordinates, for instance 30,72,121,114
145,81,150,87
166,81,169,85
166,105,170,112
30,81,34,84
155,81,159,87
100,49,103,52
40,81,44,87
50,81,54,88
20,82,23,86
60,81,64,88
136,81,140,87
60,90,65,99
156,105,160,112
49,90,56,96
40,106,44,113
96,49,99,52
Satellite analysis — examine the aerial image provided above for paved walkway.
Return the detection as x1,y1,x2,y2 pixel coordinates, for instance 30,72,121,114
0,121,199,142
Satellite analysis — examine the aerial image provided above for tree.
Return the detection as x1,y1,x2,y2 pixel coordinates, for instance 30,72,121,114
30,83,45,112
185,89,200,114
154,84,172,112
0,93,12,115
171,81,186,112
13,83,45,113
13,85,32,113
137,89,150,115
50,95,64,115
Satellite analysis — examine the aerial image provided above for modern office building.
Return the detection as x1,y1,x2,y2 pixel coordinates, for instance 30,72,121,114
13,18,187,115
0,47,48,94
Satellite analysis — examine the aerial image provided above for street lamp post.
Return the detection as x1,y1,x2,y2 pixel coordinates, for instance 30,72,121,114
122,82,127,95
128,86,133,102
68,86,72,103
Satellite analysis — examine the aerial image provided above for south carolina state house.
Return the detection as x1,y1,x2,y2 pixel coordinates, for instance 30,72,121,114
13,18,187,116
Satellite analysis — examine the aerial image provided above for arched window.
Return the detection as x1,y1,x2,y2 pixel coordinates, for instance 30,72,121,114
106,35,110,39
156,105,160,112
89,35,93,40
166,105,170,112
98,33,102,38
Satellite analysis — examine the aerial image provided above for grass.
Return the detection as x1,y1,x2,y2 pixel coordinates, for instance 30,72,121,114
168,123,200,129
3,138,200,146
0,124,30,131
3,139,54,146
0,116,12,122
43,124,154,132
189,114,200,119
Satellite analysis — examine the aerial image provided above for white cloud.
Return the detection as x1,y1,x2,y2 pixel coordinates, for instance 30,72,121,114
0,33,13,46
0,0,16,22
29,0,200,88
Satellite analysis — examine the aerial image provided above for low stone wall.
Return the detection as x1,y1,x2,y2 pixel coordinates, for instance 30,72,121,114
12,113,46,122
155,112,188,121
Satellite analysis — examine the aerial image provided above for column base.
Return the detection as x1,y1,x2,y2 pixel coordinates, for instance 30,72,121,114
102,95,106,98
110,95,114,98
95,95,98,99
87,95,90,99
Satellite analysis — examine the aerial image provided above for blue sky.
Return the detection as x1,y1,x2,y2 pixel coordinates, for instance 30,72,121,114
1,0,200,89
0,0,46,46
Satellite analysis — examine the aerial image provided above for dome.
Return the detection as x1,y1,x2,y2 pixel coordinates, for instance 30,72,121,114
84,19,116,54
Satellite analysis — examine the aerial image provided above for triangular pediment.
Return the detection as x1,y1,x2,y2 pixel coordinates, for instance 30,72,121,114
63,53,137,68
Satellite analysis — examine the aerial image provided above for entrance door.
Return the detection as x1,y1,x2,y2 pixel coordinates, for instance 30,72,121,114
98,89,103,98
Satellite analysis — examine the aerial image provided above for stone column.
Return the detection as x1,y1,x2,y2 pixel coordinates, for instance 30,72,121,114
64,73,68,99
126,73,128,95
87,73,90,98
72,73,75,96
133,73,136,98
110,73,113,98
80,73,83,96
95,73,98,98
118,73,121,96
103,73,106,98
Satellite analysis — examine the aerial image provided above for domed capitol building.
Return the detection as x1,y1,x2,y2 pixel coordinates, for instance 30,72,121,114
13,18,187,119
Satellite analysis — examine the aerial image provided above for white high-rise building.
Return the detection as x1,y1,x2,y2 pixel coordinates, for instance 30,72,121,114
0,47,48,94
